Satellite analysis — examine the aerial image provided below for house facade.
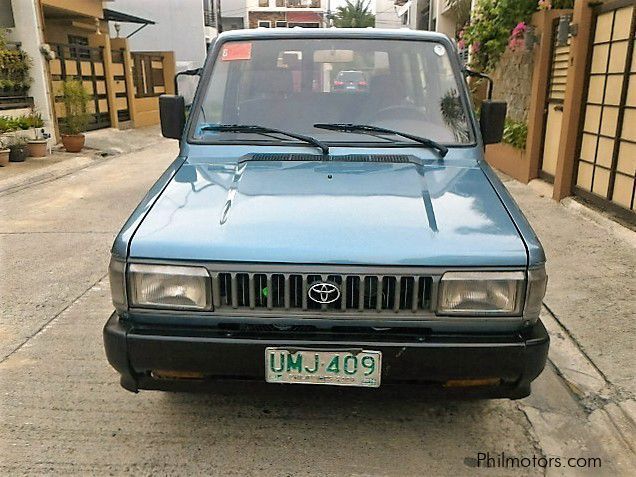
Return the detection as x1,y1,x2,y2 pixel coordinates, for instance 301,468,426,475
375,0,464,37
108,0,207,70
0,0,177,142
246,0,327,29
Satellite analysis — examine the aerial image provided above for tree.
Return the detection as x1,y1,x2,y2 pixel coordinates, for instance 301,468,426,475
333,0,375,28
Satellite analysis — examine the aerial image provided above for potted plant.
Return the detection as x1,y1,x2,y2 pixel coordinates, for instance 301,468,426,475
25,111,47,157
8,135,28,162
0,114,16,165
61,79,90,153
0,137,9,166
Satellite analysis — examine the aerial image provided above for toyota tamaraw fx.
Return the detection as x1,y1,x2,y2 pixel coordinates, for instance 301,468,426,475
104,29,549,399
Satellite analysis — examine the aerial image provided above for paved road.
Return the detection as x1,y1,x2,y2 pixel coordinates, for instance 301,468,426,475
0,139,631,475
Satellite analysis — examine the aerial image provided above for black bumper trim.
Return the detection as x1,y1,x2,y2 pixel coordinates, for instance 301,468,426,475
103,312,549,398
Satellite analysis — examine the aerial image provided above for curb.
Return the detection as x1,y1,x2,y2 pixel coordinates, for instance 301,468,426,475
0,155,99,197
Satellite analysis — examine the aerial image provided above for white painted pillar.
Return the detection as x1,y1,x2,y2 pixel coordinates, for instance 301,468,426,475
7,0,57,142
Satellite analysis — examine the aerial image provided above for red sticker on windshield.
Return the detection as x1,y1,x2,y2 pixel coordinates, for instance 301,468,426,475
221,43,252,61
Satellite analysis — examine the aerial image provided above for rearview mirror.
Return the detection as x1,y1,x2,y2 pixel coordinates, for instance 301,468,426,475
159,95,185,140
480,100,507,145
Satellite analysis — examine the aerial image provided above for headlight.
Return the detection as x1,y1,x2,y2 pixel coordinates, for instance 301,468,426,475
437,271,525,316
128,264,211,310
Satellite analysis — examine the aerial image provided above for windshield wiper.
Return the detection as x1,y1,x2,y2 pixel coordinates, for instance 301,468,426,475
200,124,329,155
313,123,448,158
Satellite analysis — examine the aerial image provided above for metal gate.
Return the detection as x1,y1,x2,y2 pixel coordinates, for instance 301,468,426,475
575,0,635,219
49,43,111,131
111,48,131,123
540,19,571,181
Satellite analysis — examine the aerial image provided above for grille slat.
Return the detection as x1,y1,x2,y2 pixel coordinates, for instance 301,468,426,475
215,271,432,315
284,275,290,310
248,274,255,310
301,275,308,311
393,276,401,312
212,274,221,308
266,275,273,310
230,274,238,309
412,277,419,312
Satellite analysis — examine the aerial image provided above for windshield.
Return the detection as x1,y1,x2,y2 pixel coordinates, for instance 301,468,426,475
192,39,473,145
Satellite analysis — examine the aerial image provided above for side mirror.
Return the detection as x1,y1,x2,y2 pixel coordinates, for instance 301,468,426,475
480,100,507,145
159,95,185,140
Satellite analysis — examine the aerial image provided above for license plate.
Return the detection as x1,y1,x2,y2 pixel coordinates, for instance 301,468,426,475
265,348,381,388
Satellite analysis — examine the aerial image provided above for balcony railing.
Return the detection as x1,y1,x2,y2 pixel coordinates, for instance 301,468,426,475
258,0,321,8
204,10,216,27
286,0,321,7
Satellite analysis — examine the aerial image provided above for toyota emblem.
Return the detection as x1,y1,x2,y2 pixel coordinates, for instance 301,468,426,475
308,282,340,304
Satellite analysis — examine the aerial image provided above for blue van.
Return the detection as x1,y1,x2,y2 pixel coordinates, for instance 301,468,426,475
104,29,549,399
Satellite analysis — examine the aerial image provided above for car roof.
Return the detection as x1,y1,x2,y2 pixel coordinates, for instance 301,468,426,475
215,28,451,43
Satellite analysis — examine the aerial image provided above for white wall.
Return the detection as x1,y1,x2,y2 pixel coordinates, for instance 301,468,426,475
108,0,207,70
222,0,248,25
6,0,55,141
375,0,402,29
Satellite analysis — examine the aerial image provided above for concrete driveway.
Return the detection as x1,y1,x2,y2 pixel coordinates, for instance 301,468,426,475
0,134,633,475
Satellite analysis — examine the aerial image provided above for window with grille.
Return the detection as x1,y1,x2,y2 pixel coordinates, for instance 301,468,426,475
132,54,165,98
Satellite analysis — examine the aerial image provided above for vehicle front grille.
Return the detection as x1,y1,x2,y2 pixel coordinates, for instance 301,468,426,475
211,271,434,316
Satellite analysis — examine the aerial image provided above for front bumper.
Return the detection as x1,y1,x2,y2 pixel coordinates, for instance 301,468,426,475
104,312,549,399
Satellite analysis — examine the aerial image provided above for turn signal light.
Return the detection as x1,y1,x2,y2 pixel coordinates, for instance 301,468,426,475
151,370,204,380
443,378,501,388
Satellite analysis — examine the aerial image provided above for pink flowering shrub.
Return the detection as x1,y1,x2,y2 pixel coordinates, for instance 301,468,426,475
538,0,552,11
508,22,527,51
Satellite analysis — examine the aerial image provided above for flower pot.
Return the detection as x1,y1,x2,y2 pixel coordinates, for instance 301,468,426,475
0,148,9,166
61,134,85,153
9,145,27,162
27,139,48,157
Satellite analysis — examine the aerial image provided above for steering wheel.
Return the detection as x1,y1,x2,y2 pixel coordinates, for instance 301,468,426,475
369,105,427,122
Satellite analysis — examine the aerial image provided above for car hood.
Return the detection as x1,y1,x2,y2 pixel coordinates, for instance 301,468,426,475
129,159,527,266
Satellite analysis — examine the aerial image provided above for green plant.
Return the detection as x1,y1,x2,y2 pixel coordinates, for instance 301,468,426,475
333,0,375,28
502,118,528,150
446,0,473,36
0,115,18,133
0,79,15,90
462,0,538,71
0,35,32,96
15,115,31,130
462,0,575,71
61,79,91,135
0,28,7,50
6,135,28,148
22,110,44,128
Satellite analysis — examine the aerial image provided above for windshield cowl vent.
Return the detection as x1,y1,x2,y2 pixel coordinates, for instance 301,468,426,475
246,153,413,164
